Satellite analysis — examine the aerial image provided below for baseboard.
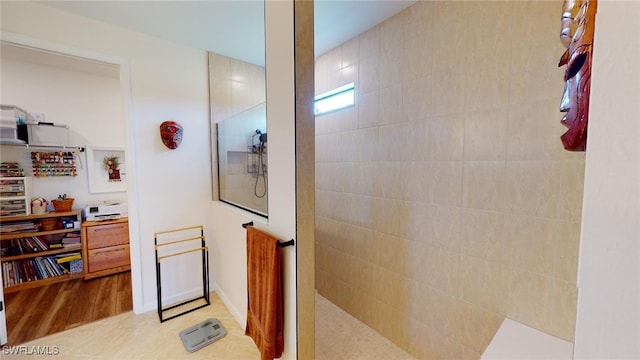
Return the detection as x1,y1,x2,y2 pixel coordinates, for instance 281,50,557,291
215,287,246,328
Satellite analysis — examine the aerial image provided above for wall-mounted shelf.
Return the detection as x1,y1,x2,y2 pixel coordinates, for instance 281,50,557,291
0,142,85,152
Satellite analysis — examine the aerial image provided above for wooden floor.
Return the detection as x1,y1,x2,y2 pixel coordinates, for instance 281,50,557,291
4,271,132,346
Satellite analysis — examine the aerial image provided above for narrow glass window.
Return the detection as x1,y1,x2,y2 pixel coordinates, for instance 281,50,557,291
314,82,355,116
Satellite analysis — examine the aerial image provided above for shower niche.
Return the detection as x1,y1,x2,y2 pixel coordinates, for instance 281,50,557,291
216,102,268,217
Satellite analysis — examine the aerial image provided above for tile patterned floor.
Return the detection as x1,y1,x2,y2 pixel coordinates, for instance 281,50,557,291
1,291,415,359
1,293,259,360
315,293,416,360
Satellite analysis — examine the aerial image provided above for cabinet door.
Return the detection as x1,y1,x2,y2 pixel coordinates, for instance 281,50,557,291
86,222,129,249
88,245,130,273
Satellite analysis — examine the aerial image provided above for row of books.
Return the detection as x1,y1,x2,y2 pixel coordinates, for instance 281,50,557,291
5,236,49,254
0,233,81,256
50,232,81,249
0,220,38,233
2,253,82,287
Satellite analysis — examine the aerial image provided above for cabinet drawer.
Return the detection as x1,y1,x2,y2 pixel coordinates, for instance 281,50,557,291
88,244,130,273
86,222,129,249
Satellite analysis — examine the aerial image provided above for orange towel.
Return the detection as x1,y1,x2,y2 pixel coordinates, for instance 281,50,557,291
245,226,284,360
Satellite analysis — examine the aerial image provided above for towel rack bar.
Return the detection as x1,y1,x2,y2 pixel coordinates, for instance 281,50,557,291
242,222,294,247
242,221,254,229
278,239,295,248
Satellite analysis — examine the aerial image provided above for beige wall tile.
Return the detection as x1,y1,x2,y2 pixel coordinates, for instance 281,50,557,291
504,214,557,275
359,26,379,62
430,0,468,116
459,255,502,313
379,15,405,89
379,85,405,125
403,161,430,203
506,100,566,161
558,159,586,221
465,1,512,112
509,0,565,105
426,245,460,295
457,300,502,354
341,37,360,70
355,127,379,162
505,160,562,218
314,1,582,358
425,204,461,252
500,267,553,331
463,108,508,161
428,161,463,206
423,286,460,340
460,208,505,262
554,220,581,284
429,113,465,161
403,76,432,122
358,57,379,95
462,161,506,212
403,35,432,81
357,89,379,129
548,279,578,341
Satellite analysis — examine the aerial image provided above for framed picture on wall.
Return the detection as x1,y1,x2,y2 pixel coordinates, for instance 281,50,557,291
86,146,127,193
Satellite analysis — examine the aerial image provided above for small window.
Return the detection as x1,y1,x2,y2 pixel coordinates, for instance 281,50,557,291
314,82,355,116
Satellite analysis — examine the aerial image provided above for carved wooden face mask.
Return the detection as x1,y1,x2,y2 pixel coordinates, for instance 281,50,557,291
558,0,597,151
160,120,183,149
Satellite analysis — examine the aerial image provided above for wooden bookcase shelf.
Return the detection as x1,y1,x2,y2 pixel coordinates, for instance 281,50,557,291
1,209,84,292
3,272,84,294
2,243,81,262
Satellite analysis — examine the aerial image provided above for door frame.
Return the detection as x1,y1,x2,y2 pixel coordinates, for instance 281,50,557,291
0,32,143,316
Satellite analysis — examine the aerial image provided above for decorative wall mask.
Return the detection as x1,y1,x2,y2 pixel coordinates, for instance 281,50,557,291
558,0,597,151
160,120,183,150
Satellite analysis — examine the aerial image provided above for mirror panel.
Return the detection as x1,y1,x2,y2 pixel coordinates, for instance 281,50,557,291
216,103,267,216
209,51,267,216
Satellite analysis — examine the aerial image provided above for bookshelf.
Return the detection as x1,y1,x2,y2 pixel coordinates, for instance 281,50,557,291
1,209,83,294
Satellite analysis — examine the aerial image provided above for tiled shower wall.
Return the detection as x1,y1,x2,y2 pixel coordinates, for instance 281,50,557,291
209,53,266,211
314,1,584,359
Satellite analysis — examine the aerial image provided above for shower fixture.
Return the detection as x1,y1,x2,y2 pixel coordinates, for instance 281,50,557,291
249,129,267,198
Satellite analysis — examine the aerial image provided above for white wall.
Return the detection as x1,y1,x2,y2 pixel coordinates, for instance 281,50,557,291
574,0,640,358
0,57,127,206
1,2,301,358
208,2,299,358
1,1,212,313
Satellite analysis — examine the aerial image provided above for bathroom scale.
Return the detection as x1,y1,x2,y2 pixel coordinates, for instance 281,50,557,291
179,318,227,352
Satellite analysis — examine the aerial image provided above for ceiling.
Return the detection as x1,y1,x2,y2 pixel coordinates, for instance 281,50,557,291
35,0,417,66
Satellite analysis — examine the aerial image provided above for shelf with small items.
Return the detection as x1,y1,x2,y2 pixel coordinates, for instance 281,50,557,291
0,176,31,217
0,209,84,293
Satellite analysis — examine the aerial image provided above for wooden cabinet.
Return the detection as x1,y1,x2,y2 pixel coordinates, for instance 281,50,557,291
82,218,130,279
0,210,83,294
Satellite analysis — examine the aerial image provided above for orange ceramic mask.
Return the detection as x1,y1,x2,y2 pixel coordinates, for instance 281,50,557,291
160,120,183,149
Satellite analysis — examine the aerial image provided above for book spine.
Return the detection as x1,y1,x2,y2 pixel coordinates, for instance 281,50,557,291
35,257,47,279
23,237,38,253
11,262,16,285
20,260,30,282
27,260,37,281
46,257,63,277
16,238,24,254
32,236,48,251
43,257,57,277
56,254,82,263
30,259,41,280
2,262,8,287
